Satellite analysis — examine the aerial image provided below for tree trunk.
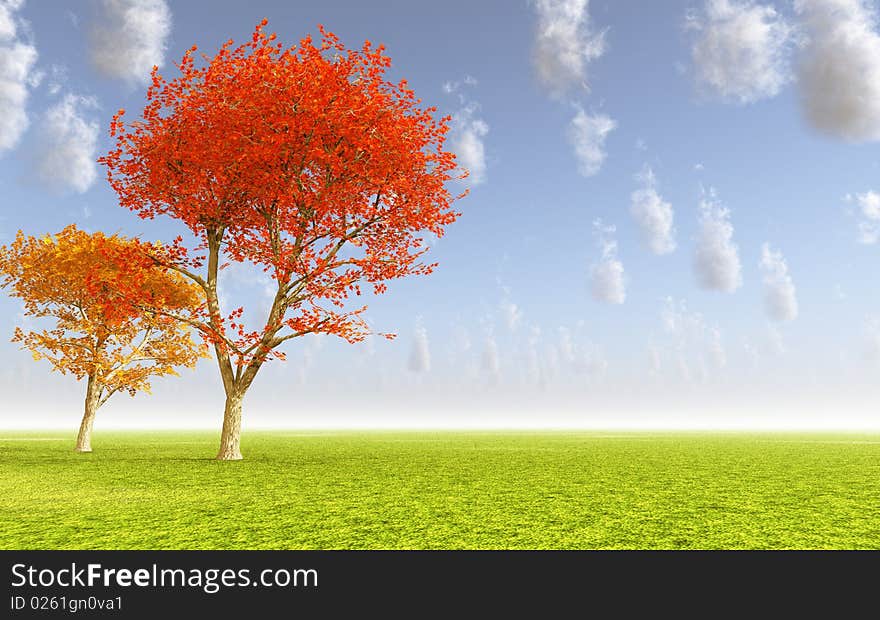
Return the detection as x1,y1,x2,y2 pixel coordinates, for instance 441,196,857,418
216,390,244,461
75,375,101,453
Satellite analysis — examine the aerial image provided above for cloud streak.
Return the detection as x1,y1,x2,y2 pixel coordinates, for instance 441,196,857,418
568,106,616,177
759,243,798,321
686,0,794,104
499,287,522,332
445,77,489,185
450,102,489,185
482,332,501,384
848,190,880,243
795,0,880,141
590,219,626,304
661,297,727,381
630,166,676,254
90,0,171,85
34,94,100,193
0,0,37,153
408,323,431,373
694,192,742,292
532,0,605,98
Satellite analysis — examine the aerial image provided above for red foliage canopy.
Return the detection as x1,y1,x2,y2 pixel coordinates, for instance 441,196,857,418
101,22,463,368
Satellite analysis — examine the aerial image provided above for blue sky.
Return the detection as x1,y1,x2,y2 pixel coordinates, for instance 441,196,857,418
2,0,880,429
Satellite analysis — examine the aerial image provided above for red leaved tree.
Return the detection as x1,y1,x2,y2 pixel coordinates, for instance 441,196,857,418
100,22,464,460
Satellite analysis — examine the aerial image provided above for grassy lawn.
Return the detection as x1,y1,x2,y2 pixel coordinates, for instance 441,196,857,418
0,430,878,549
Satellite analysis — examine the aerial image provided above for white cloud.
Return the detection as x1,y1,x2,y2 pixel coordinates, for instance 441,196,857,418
849,190,880,243
686,0,794,104
90,0,171,84
445,78,489,185
0,0,37,153
759,243,799,321
661,297,727,378
532,2,615,179
450,102,489,185
526,325,544,386
794,0,880,141
661,299,679,334
590,219,626,304
407,323,431,373
500,301,522,331
557,326,576,365
767,324,786,355
443,75,478,94
34,94,100,193
499,288,522,332
864,315,880,360
0,1,19,41
663,297,707,338
532,0,606,98
743,339,760,369
676,346,693,382
590,257,626,305
568,106,616,177
575,342,608,377
454,325,471,353
630,166,676,255
46,64,66,95
542,325,609,380
694,192,742,292
706,326,727,369
648,343,662,376
482,333,501,384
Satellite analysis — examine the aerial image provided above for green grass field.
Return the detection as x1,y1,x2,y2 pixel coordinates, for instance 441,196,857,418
1,430,878,549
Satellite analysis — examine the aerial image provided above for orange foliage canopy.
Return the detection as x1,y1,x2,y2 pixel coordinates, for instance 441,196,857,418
100,21,463,370
0,225,206,401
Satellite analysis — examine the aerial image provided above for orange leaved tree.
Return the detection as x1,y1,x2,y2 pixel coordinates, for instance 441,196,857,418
100,22,463,460
0,225,206,452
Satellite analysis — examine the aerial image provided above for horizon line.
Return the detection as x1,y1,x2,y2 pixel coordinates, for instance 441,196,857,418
3,425,880,433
